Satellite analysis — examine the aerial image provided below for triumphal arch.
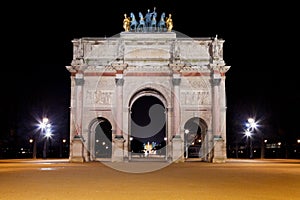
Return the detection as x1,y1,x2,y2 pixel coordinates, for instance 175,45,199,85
66,11,230,163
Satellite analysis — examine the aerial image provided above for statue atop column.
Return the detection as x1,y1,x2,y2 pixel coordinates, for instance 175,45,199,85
166,14,173,32
212,35,223,59
123,13,130,32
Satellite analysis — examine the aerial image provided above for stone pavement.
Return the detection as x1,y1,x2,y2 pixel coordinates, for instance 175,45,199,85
0,158,300,200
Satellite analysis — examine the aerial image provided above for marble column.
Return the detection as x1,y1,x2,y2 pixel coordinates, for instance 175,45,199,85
220,76,227,159
171,73,184,162
212,72,226,163
212,77,221,139
70,73,85,162
112,74,125,162
219,66,230,162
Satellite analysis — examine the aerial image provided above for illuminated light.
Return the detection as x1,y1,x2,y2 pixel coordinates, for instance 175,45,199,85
164,137,167,141
297,139,300,144
96,139,99,143
247,118,258,129
45,132,51,138
245,130,251,137
248,118,255,124
198,139,201,143
42,117,49,124
29,139,34,143
102,142,106,145
278,142,281,146
105,146,109,149
130,137,133,141
62,139,66,143
40,123,46,129
264,139,267,143
184,129,189,134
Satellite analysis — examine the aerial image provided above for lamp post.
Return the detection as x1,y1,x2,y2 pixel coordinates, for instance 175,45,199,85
41,117,51,159
29,138,33,155
245,118,257,159
60,138,67,158
184,129,189,159
32,117,52,159
32,134,38,159
245,129,253,158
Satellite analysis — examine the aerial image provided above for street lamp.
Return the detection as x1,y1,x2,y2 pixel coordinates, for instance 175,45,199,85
245,118,257,159
29,139,34,157
59,138,67,158
41,117,52,159
32,117,52,159
184,129,189,159
244,129,253,158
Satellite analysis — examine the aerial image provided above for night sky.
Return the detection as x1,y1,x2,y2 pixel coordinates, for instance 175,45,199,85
2,1,299,147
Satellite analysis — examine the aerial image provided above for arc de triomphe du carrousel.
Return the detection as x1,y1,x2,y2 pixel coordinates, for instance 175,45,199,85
66,9,230,165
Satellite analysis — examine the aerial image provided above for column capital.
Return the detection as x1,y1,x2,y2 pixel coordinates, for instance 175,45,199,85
172,78,181,86
115,78,124,86
172,73,181,86
210,70,221,86
212,78,221,86
74,73,84,86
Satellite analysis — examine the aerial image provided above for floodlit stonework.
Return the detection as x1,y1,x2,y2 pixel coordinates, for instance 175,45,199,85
66,31,230,164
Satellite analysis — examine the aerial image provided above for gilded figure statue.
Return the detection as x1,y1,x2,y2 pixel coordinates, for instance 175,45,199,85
166,14,173,32
123,13,130,32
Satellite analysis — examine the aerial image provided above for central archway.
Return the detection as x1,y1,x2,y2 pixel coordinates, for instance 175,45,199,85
129,90,167,161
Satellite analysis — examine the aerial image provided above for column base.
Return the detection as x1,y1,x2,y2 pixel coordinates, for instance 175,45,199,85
69,136,85,163
172,135,184,163
112,136,125,162
70,156,85,163
212,136,226,163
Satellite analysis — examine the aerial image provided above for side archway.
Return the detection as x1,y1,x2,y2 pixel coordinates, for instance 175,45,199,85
88,117,112,161
183,117,208,159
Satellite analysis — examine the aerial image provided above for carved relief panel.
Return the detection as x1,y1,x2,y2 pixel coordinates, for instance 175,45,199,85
181,90,210,105
85,90,113,106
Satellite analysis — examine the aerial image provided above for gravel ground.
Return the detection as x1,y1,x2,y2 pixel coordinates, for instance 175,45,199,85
0,159,300,200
